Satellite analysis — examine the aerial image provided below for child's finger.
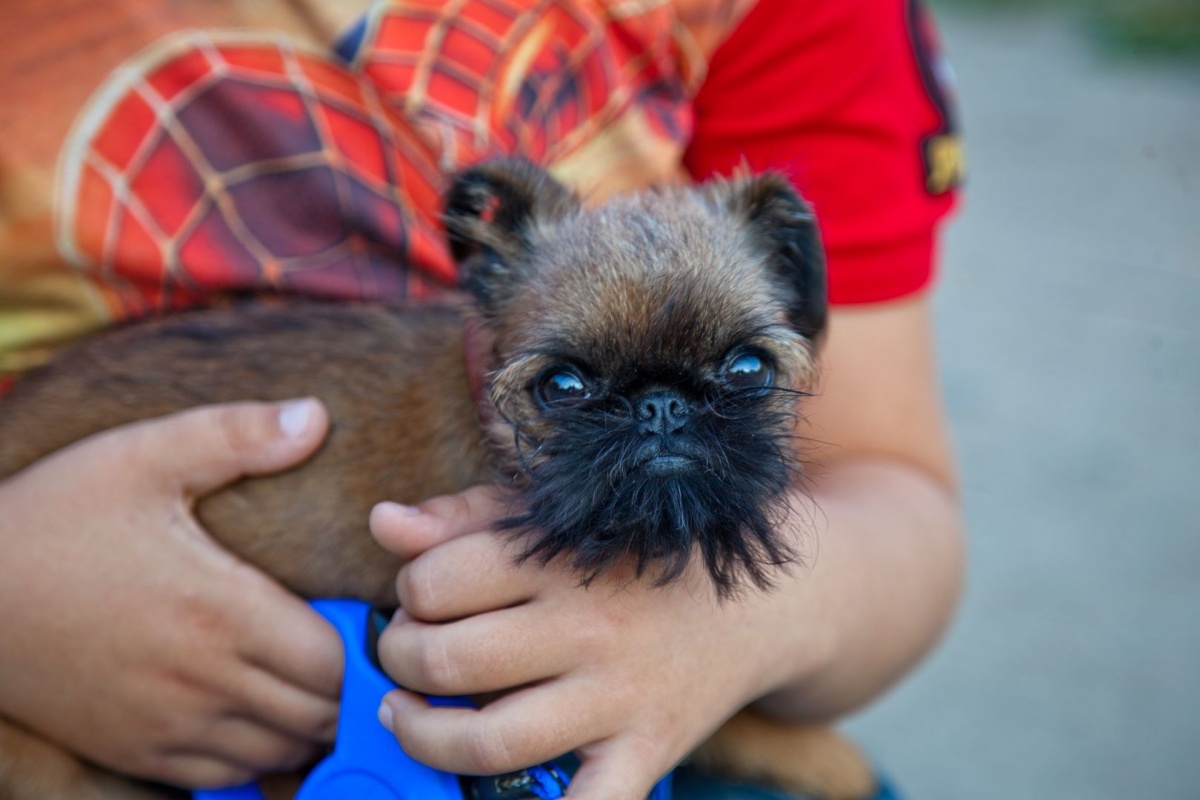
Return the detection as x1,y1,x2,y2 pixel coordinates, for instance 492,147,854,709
394,531,542,621
370,485,511,559
564,739,668,800
377,683,602,777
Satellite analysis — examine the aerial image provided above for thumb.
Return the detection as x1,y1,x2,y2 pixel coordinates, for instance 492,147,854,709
123,398,329,497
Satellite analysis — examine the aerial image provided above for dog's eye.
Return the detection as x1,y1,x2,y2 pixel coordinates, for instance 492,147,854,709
534,367,591,407
723,352,773,390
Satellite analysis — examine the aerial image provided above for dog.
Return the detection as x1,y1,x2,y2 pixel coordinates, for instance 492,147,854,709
0,160,875,799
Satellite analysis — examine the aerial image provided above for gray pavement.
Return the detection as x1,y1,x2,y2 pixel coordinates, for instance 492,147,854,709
842,12,1200,800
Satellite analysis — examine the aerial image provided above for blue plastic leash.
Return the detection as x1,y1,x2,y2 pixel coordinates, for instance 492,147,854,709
194,599,672,800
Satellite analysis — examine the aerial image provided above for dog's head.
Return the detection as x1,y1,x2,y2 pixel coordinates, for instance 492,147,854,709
445,160,826,596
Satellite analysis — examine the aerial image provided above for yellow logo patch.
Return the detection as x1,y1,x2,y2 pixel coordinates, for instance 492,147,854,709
923,133,966,195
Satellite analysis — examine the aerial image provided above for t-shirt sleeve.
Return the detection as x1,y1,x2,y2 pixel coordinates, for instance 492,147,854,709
683,0,963,305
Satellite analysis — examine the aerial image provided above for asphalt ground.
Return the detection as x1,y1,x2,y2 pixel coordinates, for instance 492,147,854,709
842,11,1200,800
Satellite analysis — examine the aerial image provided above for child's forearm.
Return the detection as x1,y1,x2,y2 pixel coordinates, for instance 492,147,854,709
752,458,965,720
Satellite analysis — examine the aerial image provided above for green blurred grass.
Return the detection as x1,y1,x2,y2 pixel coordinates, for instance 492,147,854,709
929,0,1200,61
1090,1,1200,59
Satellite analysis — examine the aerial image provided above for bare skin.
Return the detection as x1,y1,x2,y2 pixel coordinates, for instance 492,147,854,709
0,297,962,795
368,297,965,798
0,400,344,788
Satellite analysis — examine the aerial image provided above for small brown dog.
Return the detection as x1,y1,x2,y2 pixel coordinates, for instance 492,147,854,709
0,161,875,799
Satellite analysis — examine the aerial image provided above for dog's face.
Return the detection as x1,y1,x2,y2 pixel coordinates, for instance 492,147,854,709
445,161,827,596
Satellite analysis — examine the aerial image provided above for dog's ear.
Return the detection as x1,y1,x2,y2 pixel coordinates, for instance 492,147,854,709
711,173,828,343
444,159,579,313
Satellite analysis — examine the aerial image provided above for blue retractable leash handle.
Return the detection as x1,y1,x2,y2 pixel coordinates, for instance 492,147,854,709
195,599,671,800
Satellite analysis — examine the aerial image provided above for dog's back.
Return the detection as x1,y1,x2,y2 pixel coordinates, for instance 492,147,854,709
0,301,489,605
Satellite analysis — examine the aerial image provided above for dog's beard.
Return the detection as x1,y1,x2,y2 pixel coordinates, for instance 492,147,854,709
498,388,803,598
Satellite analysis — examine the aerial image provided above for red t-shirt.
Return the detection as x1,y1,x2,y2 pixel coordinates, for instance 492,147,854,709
687,0,962,304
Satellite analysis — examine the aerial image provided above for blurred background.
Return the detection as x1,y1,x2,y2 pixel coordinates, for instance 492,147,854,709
843,2,1200,798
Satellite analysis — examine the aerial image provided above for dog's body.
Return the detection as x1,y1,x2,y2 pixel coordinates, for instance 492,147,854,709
0,303,482,609
0,162,875,799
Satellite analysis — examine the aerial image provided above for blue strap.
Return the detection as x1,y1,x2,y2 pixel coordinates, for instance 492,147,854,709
196,599,463,800
196,600,671,800
527,763,571,799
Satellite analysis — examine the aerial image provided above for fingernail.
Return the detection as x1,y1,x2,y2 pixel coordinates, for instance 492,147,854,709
377,699,394,730
279,399,317,438
378,500,422,517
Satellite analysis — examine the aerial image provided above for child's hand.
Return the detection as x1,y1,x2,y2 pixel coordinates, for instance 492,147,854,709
371,487,798,800
0,400,344,788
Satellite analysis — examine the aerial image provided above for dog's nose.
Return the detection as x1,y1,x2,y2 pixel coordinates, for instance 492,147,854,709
635,390,690,435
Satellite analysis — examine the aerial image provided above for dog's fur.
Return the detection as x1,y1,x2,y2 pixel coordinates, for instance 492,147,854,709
0,161,875,799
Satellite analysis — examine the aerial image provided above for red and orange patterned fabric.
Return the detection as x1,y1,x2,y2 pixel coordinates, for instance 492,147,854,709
0,0,960,393
0,0,753,386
